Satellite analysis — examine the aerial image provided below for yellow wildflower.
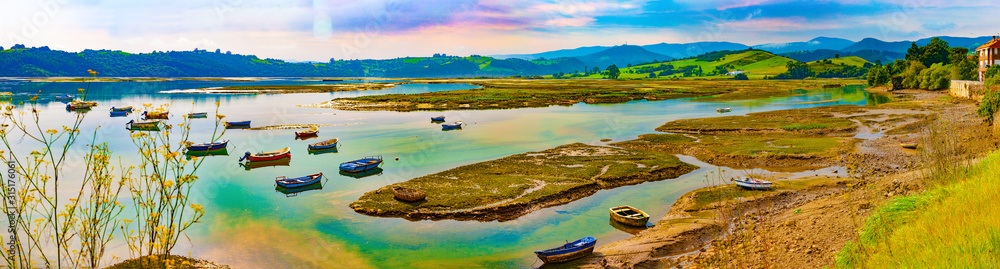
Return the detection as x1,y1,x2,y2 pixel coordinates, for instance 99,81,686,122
45,129,57,135
216,114,225,119
29,96,38,101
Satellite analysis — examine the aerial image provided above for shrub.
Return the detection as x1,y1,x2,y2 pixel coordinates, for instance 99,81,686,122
732,73,749,80
977,88,1000,124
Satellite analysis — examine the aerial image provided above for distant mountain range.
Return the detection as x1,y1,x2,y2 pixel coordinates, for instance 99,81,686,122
0,35,993,78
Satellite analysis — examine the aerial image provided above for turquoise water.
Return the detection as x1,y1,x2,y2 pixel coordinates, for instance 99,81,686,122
1,80,875,268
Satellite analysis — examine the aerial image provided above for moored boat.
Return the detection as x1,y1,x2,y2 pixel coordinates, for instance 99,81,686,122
609,205,650,227
391,186,426,202
186,140,229,151
430,115,445,121
275,173,323,188
54,94,74,101
441,121,464,130
339,156,383,173
295,126,318,137
126,119,161,131
717,107,732,113
110,106,133,112
110,110,129,117
900,140,918,149
240,157,290,170
142,110,169,119
308,138,339,151
734,177,773,190
240,147,291,163
534,237,597,263
225,120,251,128
187,112,208,118
66,100,97,110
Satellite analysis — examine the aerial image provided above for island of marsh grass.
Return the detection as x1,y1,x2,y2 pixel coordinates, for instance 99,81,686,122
835,150,1000,268
350,143,698,221
318,78,864,111
656,105,865,135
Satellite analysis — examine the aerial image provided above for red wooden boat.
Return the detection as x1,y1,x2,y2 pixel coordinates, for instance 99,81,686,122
240,147,290,162
295,126,318,137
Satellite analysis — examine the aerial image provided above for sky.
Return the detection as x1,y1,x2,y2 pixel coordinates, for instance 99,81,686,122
1,0,997,61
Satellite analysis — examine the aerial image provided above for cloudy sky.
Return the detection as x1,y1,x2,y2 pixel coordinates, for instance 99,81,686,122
1,0,995,61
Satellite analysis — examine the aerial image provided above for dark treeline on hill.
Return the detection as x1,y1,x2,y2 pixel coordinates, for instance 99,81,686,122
865,37,978,90
780,49,904,64
0,46,584,78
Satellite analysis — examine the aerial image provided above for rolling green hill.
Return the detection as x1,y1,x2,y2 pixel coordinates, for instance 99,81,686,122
807,56,870,67
564,49,796,79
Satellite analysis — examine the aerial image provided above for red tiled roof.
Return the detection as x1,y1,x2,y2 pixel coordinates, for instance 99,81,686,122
977,38,1000,50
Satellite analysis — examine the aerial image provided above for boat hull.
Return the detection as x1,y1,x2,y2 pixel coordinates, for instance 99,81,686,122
225,121,251,128
392,186,426,202
430,116,445,121
247,152,290,162
734,178,773,190
276,173,323,188
609,206,650,227
186,140,229,151
308,139,339,150
900,141,918,149
339,157,383,173
188,112,208,118
241,157,290,170
535,237,597,264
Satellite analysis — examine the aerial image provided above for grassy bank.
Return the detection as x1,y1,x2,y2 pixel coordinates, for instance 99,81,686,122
314,79,863,111
349,143,697,221
835,150,1000,268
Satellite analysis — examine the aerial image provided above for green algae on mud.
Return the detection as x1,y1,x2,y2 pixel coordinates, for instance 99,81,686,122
349,143,698,221
655,106,865,135
313,79,865,111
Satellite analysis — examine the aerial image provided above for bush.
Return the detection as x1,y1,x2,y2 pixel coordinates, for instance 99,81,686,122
918,63,951,90
977,89,1000,124
733,73,749,80
900,61,927,89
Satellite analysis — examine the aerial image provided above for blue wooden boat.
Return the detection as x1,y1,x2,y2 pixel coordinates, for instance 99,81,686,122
110,106,133,112
225,121,251,128
534,237,597,263
110,110,129,117
308,138,339,151
275,173,323,188
186,140,229,151
187,112,208,118
54,94,74,101
733,177,773,190
339,156,383,173
441,121,464,130
430,115,445,121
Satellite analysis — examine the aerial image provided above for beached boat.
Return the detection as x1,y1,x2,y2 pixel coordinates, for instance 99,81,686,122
110,110,129,117
339,167,382,178
225,121,251,128
717,108,732,113
295,126,318,137
441,121,464,130
54,94,74,101
187,112,208,118
734,177,773,190
392,186,426,202
66,101,97,110
240,157,290,170
110,106,133,112
142,110,169,119
534,237,597,263
308,138,339,151
186,140,229,151
276,182,323,197
126,119,161,131
240,147,290,162
339,156,383,173
430,115,445,121
609,205,650,227
275,173,323,188
900,140,918,149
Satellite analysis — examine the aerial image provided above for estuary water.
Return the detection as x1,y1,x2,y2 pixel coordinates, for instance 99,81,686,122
0,79,880,268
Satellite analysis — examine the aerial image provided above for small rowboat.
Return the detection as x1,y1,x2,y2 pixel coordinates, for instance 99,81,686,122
225,121,251,128
54,94,74,101
430,115,445,121
295,126,318,137
392,186,426,202
441,121,464,130
110,110,129,117
186,140,229,151
240,147,290,162
609,205,650,227
187,112,208,118
142,111,169,119
534,237,597,264
308,138,339,151
241,157,290,170
110,106,133,112
66,101,97,110
275,173,323,189
717,108,732,113
339,156,383,173
126,119,161,131
900,140,918,149
734,177,773,190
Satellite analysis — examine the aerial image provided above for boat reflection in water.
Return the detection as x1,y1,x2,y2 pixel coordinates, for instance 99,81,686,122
240,157,291,171
275,181,324,197
185,148,229,160
307,147,339,155
339,167,384,179
608,218,649,235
